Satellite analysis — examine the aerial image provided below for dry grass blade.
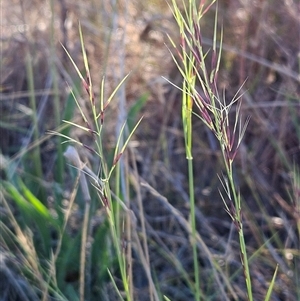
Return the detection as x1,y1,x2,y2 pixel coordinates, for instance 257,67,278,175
141,180,235,301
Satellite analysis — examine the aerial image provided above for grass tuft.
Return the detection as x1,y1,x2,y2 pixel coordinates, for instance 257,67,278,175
1,0,299,300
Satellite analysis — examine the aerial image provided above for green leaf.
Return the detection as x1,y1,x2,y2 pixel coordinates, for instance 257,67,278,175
264,264,279,301
18,178,52,220
127,93,148,132
56,232,81,288
3,181,33,218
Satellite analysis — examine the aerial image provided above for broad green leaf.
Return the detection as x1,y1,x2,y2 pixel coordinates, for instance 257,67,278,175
18,178,52,220
3,181,32,216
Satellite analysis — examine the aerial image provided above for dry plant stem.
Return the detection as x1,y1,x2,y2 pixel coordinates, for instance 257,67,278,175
64,146,91,301
126,208,133,301
41,172,80,301
80,200,91,301
201,37,300,83
129,148,156,301
1,192,47,298
132,228,160,301
141,181,233,301
50,0,63,183
1,260,33,301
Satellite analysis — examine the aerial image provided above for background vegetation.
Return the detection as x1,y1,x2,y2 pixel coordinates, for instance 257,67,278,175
1,0,299,300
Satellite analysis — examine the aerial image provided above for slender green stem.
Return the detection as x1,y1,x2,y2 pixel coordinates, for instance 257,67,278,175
188,158,200,301
175,1,201,299
182,61,200,301
228,172,253,301
222,150,253,301
105,186,131,301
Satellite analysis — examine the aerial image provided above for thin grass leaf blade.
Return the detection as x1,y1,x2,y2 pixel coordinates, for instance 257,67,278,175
264,265,279,301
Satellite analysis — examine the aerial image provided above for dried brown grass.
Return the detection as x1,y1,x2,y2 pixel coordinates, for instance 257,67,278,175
1,0,299,300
